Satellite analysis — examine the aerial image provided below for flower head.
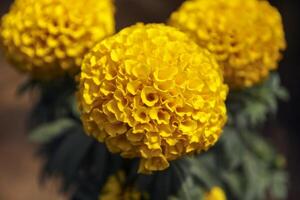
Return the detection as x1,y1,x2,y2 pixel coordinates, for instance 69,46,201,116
99,171,142,200
169,0,286,88
77,23,227,173
0,0,115,80
204,187,227,200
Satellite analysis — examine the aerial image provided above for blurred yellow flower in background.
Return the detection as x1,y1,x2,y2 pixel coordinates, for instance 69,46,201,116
204,187,227,200
77,23,228,173
99,171,142,200
0,0,115,80
169,0,286,88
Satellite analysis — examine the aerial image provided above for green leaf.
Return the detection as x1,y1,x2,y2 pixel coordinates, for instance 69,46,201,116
16,79,38,95
227,73,289,128
221,128,245,169
172,176,203,200
69,95,81,119
49,129,94,190
221,171,244,199
190,156,221,188
242,151,273,200
241,131,275,163
269,171,288,199
29,118,77,143
268,73,289,101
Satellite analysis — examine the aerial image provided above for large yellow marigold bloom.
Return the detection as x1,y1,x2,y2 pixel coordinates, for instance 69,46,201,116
0,0,115,80
77,23,228,173
169,0,286,88
204,187,227,200
99,171,142,200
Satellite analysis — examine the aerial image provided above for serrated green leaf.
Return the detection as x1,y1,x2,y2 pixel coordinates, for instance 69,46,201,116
190,156,221,188
221,171,244,199
241,131,275,162
172,175,202,200
242,152,272,200
227,73,289,128
49,129,93,190
244,100,268,124
221,128,244,169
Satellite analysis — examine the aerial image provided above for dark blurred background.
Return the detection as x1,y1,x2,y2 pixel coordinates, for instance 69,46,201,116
0,0,299,199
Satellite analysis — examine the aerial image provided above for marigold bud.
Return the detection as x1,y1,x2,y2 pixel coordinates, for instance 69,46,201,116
99,171,141,200
204,187,227,200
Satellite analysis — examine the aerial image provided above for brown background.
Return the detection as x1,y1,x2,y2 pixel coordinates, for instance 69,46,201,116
0,0,299,199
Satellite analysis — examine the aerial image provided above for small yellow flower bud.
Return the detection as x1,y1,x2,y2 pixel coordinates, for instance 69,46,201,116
204,187,227,200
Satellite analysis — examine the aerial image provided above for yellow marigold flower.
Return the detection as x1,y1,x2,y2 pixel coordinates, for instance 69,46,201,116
77,23,228,173
169,0,286,88
99,171,142,200
0,0,115,80
204,187,227,200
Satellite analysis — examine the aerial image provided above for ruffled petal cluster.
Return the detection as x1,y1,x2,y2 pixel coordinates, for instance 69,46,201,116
204,187,227,200
99,171,141,200
0,0,115,80
169,0,286,88
77,23,228,173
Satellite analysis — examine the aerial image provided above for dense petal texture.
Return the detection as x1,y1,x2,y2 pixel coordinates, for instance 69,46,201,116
77,23,228,173
204,187,227,200
0,0,115,79
99,171,141,200
169,0,286,88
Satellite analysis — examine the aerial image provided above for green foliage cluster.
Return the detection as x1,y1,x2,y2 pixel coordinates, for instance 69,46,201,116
23,73,288,200
174,74,288,200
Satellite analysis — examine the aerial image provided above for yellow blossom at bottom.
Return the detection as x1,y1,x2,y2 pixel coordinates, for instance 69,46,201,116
99,171,142,200
204,187,227,200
